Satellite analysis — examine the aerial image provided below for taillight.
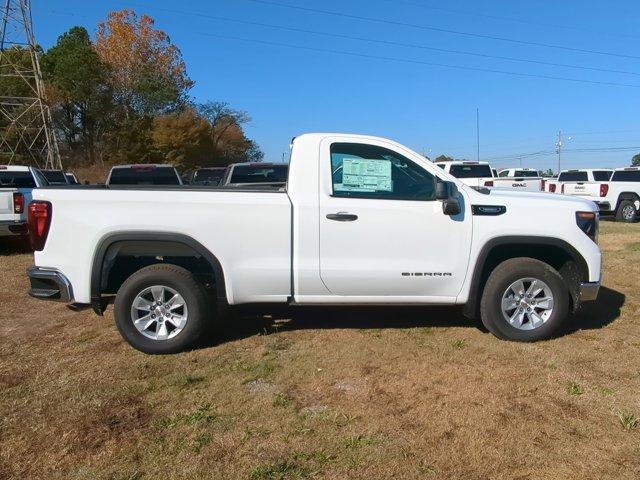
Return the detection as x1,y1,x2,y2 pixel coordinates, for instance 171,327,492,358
561,184,565,194
13,192,24,214
484,180,494,187
28,201,52,251
600,184,609,197
549,184,556,193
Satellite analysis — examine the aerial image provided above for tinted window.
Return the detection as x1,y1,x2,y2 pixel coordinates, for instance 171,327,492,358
558,171,588,182
611,170,640,182
109,167,181,185
0,171,36,188
330,143,435,201
514,170,539,177
65,173,79,185
193,168,227,184
593,170,613,181
498,170,509,177
229,165,288,184
42,170,68,184
449,164,493,178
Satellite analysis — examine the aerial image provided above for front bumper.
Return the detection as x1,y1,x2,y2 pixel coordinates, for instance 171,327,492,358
0,220,28,237
578,281,600,302
27,266,74,302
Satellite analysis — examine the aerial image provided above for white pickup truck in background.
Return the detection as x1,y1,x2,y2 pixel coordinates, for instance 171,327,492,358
435,160,495,187
544,169,612,193
437,161,543,191
568,167,640,222
0,166,48,238
496,168,544,191
27,133,601,353
106,164,183,186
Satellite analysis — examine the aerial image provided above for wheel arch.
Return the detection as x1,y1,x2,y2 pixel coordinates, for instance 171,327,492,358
90,231,227,315
462,236,589,319
615,192,640,211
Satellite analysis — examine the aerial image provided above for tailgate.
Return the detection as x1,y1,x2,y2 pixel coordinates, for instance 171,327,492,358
493,178,542,191
0,190,17,220
563,183,599,197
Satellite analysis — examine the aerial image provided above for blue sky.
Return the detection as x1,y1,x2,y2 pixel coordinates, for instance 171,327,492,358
34,0,640,171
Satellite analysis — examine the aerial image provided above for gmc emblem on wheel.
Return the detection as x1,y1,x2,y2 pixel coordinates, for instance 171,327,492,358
402,272,453,277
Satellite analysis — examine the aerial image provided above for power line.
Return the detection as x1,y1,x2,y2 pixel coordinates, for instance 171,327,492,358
244,0,640,60
378,0,640,41
120,5,640,78
195,32,640,89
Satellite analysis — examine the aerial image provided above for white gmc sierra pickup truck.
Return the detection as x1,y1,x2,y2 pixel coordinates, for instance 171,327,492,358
27,133,602,353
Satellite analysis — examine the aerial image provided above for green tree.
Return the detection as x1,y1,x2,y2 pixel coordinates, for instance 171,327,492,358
434,155,454,162
42,26,111,164
632,153,640,166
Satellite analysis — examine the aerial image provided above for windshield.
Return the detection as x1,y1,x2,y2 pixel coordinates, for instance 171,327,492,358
229,164,288,184
449,164,493,178
42,170,68,184
193,168,226,184
514,170,539,177
611,170,640,182
592,171,612,181
558,171,588,182
109,167,181,185
0,171,36,188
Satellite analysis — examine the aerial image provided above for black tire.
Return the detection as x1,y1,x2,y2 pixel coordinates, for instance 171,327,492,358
615,200,638,223
480,258,569,342
114,264,211,354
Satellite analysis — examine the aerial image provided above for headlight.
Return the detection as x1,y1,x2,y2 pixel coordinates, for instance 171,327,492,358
576,211,598,243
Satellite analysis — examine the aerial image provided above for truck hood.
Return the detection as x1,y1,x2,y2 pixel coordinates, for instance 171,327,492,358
465,185,598,211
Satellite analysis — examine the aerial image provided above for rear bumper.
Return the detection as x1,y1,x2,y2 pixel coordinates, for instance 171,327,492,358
27,266,74,302
578,281,600,302
0,220,27,236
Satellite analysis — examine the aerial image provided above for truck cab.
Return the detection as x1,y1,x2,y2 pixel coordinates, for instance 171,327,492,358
435,160,495,187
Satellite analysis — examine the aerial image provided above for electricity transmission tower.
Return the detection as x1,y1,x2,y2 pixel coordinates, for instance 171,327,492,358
0,0,60,168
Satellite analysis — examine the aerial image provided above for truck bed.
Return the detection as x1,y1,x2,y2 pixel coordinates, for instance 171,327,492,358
33,187,292,304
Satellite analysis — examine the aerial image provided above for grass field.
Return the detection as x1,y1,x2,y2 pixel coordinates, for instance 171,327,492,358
1,222,639,479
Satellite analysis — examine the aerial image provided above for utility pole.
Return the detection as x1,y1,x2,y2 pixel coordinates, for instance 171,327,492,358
555,130,563,174
476,107,480,161
0,0,61,169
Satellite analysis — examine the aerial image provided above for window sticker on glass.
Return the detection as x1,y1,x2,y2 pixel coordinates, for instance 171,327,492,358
336,158,393,192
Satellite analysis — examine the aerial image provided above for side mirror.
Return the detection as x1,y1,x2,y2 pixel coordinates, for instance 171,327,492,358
436,181,461,216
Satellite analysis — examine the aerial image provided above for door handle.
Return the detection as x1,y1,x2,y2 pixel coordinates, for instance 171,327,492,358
326,212,358,222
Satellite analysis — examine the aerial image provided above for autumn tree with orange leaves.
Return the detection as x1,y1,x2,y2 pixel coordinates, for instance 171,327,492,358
95,9,193,117
41,9,262,171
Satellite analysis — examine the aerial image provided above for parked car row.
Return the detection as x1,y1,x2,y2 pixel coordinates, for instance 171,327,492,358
436,160,639,222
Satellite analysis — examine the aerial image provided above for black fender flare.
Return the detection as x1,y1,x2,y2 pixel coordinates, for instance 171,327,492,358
615,192,640,212
90,231,227,315
462,236,590,319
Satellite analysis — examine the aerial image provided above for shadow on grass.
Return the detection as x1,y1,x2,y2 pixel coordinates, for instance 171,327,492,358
201,286,625,348
560,286,625,335
0,237,32,256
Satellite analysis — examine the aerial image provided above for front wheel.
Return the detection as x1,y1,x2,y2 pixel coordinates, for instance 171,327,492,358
615,200,638,223
114,264,211,354
480,258,569,342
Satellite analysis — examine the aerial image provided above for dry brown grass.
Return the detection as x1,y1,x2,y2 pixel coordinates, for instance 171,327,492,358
1,223,640,479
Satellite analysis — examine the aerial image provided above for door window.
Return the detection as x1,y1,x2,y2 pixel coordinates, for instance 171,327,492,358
330,143,435,201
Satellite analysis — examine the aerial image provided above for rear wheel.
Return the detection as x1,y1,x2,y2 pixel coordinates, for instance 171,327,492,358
114,264,211,354
480,258,569,342
615,200,638,223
